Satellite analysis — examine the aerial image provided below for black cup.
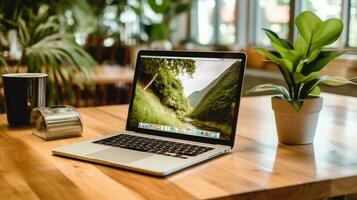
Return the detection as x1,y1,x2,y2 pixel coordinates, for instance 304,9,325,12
2,73,47,127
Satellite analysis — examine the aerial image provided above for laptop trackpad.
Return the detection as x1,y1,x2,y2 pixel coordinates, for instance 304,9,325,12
87,148,153,164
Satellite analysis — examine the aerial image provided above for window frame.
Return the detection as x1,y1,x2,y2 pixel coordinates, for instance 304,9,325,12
190,0,357,51
190,0,239,46
247,0,357,51
345,0,357,49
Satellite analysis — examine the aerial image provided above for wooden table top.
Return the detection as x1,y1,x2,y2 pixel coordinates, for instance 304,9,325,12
1,93,357,200
91,66,134,85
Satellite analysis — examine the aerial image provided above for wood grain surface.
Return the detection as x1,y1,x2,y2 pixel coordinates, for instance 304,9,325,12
1,93,357,200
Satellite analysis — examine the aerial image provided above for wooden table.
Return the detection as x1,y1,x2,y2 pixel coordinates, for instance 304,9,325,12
1,93,357,199
92,66,134,85
78,66,134,106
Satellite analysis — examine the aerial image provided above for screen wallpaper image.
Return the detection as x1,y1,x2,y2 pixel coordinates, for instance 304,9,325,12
128,56,242,140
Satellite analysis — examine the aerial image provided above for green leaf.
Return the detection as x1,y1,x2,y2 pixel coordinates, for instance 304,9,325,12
0,53,7,66
280,59,294,72
304,71,321,83
312,18,343,47
292,71,320,85
300,76,357,98
295,60,305,72
273,44,301,68
276,64,293,86
301,51,344,75
33,16,60,39
150,23,169,41
148,0,170,13
309,86,321,96
295,35,308,55
295,11,322,43
322,76,357,86
293,72,305,83
256,48,293,72
256,47,293,87
255,47,280,62
263,28,293,49
262,28,301,68
247,84,290,99
18,18,30,46
67,1,98,34
300,77,324,99
307,49,321,64
36,5,50,20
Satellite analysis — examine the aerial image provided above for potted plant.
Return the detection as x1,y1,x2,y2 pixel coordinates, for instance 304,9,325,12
248,11,357,145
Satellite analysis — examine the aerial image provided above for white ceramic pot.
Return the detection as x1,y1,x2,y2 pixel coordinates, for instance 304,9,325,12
271,97,323,145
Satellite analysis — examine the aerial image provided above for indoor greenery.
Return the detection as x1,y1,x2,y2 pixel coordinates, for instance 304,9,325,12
143,0,191,42
0,0,101,38
0,5,95,107
248,11,357,110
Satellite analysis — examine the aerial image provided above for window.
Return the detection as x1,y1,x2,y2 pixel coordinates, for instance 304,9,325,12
254,0,290,46
249,0,356,50
218,0,237,44
301,0,342,19
349,0,357,47
192,0,237,45
191,0,356,50
196,0,215,44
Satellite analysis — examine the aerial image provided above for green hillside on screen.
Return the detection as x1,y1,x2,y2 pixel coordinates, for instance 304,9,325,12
190,61,241,125
187,68,229,109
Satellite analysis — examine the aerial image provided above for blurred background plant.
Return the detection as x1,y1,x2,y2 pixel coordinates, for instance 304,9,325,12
141,0,191,43
0,0,192,112
0,0,192,60
0,2,95,111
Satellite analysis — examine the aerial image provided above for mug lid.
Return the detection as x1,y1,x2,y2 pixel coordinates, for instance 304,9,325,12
2,73,48,78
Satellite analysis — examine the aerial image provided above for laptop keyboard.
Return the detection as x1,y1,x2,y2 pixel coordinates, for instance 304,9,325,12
93,134,214,159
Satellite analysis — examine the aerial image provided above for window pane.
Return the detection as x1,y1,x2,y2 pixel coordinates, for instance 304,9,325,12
196,0,215,44
255,0,290,46
301,0,342,48
301,0,342,19
349,0,357,47
218,0,236,44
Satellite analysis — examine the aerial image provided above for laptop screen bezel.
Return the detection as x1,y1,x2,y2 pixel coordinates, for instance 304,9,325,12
125,50,246,148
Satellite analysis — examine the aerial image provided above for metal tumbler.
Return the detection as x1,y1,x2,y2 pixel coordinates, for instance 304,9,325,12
30,105,83,140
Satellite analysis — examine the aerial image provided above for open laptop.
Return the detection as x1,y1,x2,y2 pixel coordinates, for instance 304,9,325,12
53,50,246,176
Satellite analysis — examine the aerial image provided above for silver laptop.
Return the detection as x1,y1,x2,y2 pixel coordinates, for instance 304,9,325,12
53,50,246,176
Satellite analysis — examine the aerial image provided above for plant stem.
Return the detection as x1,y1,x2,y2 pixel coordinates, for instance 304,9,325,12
306,35,313,57
289,73,296,99
288,84,293,98
296,83,301,100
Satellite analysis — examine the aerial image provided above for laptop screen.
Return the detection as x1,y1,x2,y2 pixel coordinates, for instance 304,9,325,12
127,53,243,141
